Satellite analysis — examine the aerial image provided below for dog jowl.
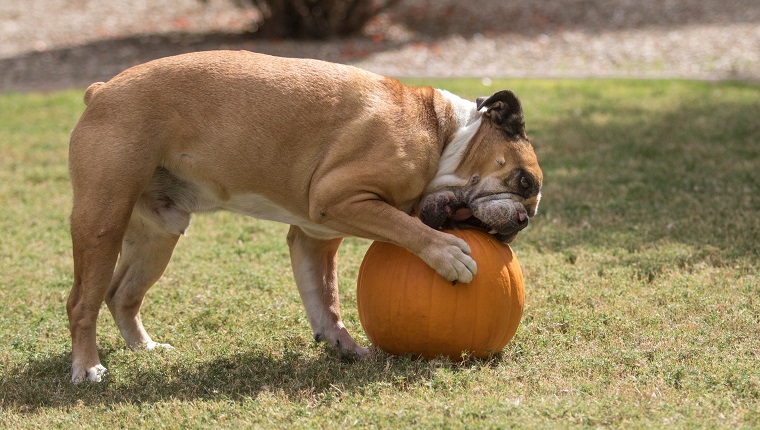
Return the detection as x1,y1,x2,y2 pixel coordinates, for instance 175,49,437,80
66,51,542,382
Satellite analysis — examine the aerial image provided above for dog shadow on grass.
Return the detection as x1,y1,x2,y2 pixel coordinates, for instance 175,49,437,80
1,344,488,411
527,84,759,269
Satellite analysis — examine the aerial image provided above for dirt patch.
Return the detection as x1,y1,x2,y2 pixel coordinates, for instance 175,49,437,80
1,0,759,91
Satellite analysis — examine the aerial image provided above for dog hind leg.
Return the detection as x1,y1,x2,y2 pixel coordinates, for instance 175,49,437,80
68,188,139,383
287,225,369,357
103,167,194,351
105,210,181,352
67,123,166,382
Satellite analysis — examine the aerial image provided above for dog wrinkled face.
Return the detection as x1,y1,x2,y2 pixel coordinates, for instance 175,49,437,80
420,90,543,243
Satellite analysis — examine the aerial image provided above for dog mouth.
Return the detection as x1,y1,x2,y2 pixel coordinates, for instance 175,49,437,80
443,204,521,243
419,192,527,243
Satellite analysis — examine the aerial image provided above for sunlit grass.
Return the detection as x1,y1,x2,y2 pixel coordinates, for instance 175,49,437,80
1,79,757,428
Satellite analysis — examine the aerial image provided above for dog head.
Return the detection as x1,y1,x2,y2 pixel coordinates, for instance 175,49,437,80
420,90,543,243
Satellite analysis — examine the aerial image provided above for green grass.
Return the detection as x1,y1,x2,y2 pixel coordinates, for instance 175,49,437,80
1,79,758,428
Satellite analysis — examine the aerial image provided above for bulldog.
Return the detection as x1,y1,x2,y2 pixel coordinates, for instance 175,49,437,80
66,51,542,383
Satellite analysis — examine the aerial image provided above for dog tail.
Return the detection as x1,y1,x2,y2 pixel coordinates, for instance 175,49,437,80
83,82,105,106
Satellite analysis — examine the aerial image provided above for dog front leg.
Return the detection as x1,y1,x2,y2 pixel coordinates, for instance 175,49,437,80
317,198,478,284
286,225,369,357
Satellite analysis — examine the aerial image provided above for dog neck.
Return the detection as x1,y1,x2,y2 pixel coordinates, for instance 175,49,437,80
426,90,482,193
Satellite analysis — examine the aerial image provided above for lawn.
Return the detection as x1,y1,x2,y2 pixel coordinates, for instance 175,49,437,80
0,78,757,428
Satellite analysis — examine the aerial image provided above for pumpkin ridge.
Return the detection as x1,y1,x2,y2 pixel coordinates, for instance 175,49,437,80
492,242,513,353
425,267,434,358
390,245,408,355
468,231,484,357
479,231,498,355
499,248,522,350
404,246,423,356
451,267,462,357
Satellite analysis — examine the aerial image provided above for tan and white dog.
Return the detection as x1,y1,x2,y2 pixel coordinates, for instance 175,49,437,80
66,51,542,382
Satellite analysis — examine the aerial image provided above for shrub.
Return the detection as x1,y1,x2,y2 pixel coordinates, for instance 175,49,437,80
245,0,400,39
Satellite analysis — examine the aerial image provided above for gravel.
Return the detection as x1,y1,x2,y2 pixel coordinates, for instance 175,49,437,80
1,0,759,91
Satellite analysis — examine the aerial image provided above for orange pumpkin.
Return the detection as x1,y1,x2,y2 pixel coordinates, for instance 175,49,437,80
356,229,524,360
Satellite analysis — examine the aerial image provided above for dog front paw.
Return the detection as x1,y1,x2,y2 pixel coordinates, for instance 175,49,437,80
314,325,370,358
420,235,477,283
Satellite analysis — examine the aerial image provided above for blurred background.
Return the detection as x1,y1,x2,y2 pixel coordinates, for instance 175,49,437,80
1,0,759,91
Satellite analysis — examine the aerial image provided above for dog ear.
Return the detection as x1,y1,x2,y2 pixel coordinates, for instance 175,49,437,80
476,90,526,139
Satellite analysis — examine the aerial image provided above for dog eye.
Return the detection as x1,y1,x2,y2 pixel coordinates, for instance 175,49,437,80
520,176,530,189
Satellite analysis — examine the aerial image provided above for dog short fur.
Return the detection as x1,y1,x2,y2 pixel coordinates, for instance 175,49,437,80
67,51,542,382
